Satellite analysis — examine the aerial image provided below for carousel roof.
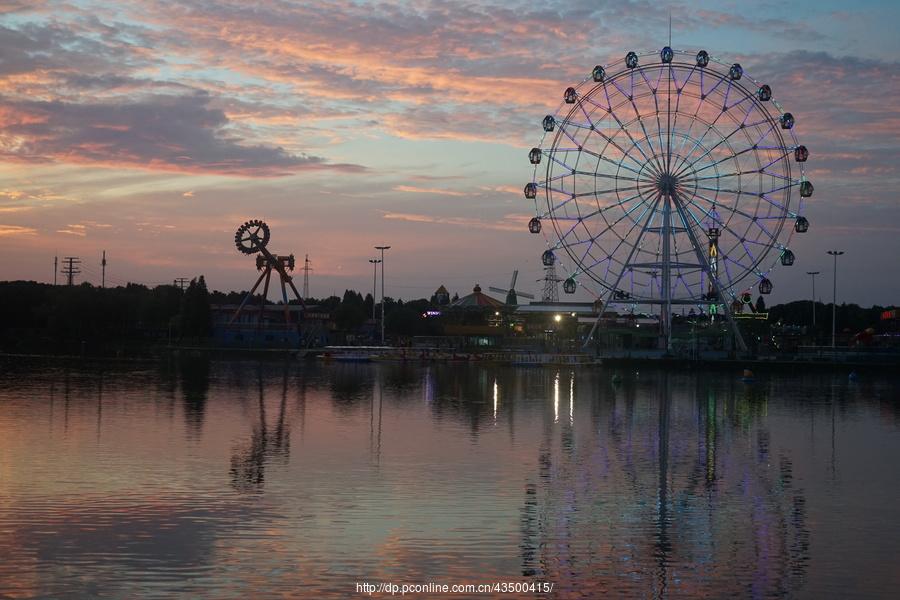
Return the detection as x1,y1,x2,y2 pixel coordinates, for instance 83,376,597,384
450,284,505,309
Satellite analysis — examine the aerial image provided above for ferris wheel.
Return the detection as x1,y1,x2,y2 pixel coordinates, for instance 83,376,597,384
526,47,812,349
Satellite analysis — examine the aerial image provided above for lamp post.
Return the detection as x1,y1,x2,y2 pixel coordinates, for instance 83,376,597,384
375,245,391,345
806,271,820,334
368,259,381,321
826,251,844,348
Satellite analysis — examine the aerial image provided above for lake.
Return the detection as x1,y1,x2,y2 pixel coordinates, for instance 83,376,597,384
0,357,898,599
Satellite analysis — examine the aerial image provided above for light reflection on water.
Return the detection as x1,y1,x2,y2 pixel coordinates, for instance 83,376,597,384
0,357,898,599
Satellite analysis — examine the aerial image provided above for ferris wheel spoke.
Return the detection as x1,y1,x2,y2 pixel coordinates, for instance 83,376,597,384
679,145,755,179
605,79,666,174
637,67,667,168
546,151,580,173
680,170,755,183
760,191,797,217
694,187,796,227
721,78,734,111
672,191,746,298
581,193,649,241
694,198,781,266
671,100,757,179
581,193,660,285
557,121,586,150
722,253,762,279
561,197,647,277
558,196,645,256
757,154,796,182
548,193,577,213
668,64,693,173
573,184,641,199
580,146,649,178
571,169,641,183
701,71,728,102
601,193,664,292
674,114,777,180
568,98,655,176
680,189,776,247
668,105,735,177
539,172,574,186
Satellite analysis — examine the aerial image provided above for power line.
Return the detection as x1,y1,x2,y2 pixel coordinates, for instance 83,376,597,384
302,254,312,299
61,257,81,286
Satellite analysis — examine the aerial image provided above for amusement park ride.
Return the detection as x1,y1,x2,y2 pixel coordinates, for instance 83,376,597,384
526,46,813,351
229,219,305,327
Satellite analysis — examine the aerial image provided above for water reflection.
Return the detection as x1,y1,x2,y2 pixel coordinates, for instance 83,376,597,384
0,359,896,598
180,355,210,436
516,369,819,597
230,363,291,492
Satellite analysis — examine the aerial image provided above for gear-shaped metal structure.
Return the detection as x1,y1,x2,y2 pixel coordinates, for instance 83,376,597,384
230,219,305,329
526,47,814,351
235,219,271,255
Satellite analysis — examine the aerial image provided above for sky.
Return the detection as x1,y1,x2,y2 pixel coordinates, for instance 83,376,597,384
0,0,898,306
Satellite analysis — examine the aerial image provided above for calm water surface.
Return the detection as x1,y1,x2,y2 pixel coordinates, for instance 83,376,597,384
0,358,898,599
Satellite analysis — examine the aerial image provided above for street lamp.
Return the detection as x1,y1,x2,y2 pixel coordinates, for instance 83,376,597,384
806,271,820,332
368,259,381,321
826,251,844,349
375,245,391,345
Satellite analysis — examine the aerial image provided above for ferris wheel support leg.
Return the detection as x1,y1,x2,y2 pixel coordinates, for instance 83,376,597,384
581,193,663,350
671,193,748,353
661,195,673,352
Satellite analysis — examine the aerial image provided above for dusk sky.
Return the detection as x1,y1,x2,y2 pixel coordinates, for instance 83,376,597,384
1,0,898,306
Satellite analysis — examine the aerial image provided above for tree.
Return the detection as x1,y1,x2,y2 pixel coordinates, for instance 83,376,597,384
755,295,766,314
334,289,366,331
180,276,211,339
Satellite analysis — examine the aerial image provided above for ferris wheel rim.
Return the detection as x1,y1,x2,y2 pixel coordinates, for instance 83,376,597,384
528,48,810,303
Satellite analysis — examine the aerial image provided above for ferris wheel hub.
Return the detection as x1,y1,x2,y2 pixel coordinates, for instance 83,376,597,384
656,173,680,197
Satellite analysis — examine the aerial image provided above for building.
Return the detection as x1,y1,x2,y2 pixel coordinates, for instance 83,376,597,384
431,285,451,306
210,304,333,348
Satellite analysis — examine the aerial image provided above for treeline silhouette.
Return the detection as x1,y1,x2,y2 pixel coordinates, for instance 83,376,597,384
0,280,443,355
767,300,896,337
0,279,893,356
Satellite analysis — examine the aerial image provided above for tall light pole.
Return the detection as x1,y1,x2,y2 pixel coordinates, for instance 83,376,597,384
375,245,391,345
368,258,381,321
826,251,844,349
807,271,819,332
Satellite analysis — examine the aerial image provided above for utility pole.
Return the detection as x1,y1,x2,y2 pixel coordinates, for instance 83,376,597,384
368,258,381,320
806,271,819,332
101,250,107,288
826,251,844,349
53,255,58,285
375,245,390,345
174,277,190,291
61,257,81,286
302,254,312,299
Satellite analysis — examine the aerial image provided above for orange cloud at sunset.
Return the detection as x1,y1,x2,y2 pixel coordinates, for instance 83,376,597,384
0,1,898,305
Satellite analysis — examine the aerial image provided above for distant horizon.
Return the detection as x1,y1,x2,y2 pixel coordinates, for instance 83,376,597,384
2,276,895,311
